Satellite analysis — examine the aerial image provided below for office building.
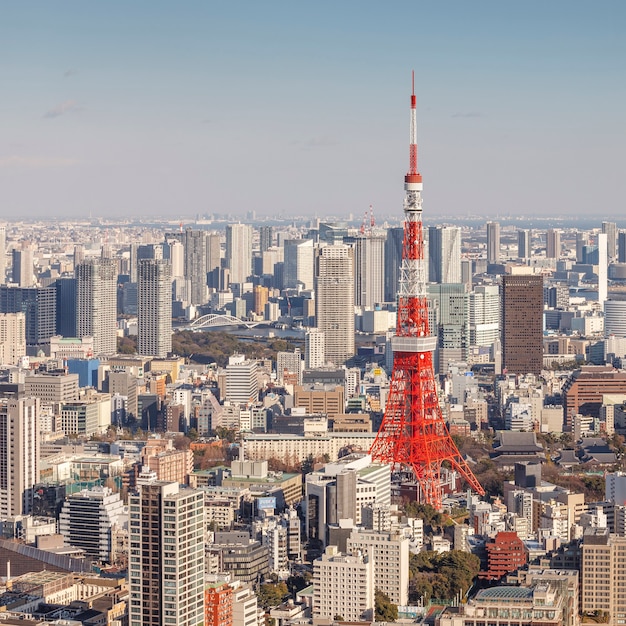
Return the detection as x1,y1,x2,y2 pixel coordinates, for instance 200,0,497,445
546,229,560,259
518,229,530,260
501,274,543,375
603,221,618,261
353,233,386,307
226,224,253,284
225,355,259,405
315,245,354,366
76,258,117,355
137,259,172,358
25,373,79,402
619,231,626,264
59,486,125,562
486,221,501,265
276,349,302,385
11,245,35,288
598,232,608,308
469,285,500,347
313,545,374,623
55,277,77,337
0,285,56,353
259,226,273,253
428,225,461,284
0,397,39,517
605,300,626,338
0,226,5,283
128,481,205,626
384,227,404,302
284,239,315,291
581,528,626,619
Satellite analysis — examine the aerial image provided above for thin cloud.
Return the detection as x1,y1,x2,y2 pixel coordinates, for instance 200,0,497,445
64,69,79,78
0,156,79,169
451,112,482,118
44,100,81,118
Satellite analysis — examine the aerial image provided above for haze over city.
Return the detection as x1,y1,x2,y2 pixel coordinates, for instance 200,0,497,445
2,1,625,220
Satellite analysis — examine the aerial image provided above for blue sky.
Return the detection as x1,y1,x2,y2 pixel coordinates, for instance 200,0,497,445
1,1,625,220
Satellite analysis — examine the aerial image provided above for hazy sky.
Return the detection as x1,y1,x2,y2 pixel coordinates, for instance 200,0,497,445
1,1,625,220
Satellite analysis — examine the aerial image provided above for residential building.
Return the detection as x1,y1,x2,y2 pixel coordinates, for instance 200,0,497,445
486,221,501,265
305,328,325,369
205,582,233,626
226,224,253,284
137,258,172,358
352,233,386,307
546,229,560,259
518,229,531,260
480,531,527,581
0,312,26,364
128,481,205,626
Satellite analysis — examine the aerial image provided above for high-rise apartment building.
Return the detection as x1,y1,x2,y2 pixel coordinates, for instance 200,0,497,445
353,234,386,307
226,224,253,284
469,285,500,347
0,225,6,284
128,481,205,626
259,226,273,253
598,232,608,308
546,229,560,259
184,229,209,306
305,328,325,369
0,312,26,365
76,258,117,355
486,221,501,265
315,245,354,366
284,239,315,290
0,397,39,517
137,259,172,358
518,229,530,260
603,221,618,261
501,274,543,375
428,225,461,284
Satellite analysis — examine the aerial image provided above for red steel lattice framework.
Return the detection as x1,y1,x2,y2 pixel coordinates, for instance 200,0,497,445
369,74,484,509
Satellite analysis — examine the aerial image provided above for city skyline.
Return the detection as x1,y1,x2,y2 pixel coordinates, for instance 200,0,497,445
2,1,625,219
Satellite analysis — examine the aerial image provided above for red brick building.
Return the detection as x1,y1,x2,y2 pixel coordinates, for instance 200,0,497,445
205,583,233,626
480,531,527,581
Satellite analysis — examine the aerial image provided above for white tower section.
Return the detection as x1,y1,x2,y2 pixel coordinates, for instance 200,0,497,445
598,232,608,308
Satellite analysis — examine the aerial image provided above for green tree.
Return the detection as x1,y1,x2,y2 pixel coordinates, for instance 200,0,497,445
375,590,398,622
256,582,288,609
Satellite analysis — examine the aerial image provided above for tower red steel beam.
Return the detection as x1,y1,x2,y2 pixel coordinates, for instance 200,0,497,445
370,73,484,509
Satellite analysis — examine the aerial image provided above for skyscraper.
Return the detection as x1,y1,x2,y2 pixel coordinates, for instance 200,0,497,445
598,232,608,308
76,258,117,355
226,224,253,284
54,277,77,337
11,245,35,288
184,229,209,306
546,229,560,259
619,231,626,264
284,239,315,290
384,227,404,302
0,225,6,284
315,245,354,365
259,226,273,253
137,259,172,358
602,221,617,261
428,225,461,284
486,221,501,265
501,274,543,375
469,285,500,347
518,229,530,260
128,480,205,626
0,397,39,517
353,233,386,307
305,328,325,368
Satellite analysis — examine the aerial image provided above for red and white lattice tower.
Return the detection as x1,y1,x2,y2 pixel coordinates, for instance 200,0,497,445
369,74,484,509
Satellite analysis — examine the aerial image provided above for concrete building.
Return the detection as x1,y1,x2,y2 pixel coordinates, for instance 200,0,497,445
226,224,253,285
225,355,259,405
346,528,409,606
59,486,125,562
0,312,26,364
313,545,374,623
284,238,315,291
205,582,233,626
141,438,193,485
0,397,39,517
24,373,79,402
315,245,354,366
486,221,501,265
603,221,618,261
11,245,35,288
384,226,404,303
546,229,560,259
183,229,209,305
605,300,626,338
518,229,531,260
128,481,205,626
469,285,500,348
137,258,172,358
501,274,544,376
353,233,386,307
305,328,325,369
76,258,117,355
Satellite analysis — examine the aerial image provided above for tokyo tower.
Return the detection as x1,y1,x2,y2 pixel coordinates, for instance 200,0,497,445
369,74,484,509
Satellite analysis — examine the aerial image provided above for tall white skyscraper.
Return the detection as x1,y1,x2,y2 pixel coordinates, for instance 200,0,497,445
226,224,253,284
428,226,461,284
353,234,386,307
315,245,354,365
598,232,608,308
138,259,172,358
486,221,500,265
0,312,26,365
183,229,209,306
305,328,325,369
11,245,35,288
284,239,315,290
469,285,500,347
76,258,117,355
603,221,617,261
546,229,560,259
0,397,39,517
128,481,205,626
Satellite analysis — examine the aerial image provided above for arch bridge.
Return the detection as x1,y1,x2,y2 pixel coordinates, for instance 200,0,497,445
185,314,261,330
